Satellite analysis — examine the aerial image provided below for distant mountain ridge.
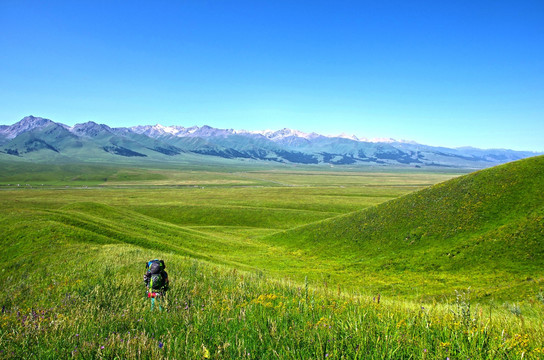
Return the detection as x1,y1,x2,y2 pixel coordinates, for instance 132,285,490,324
0,115,540,167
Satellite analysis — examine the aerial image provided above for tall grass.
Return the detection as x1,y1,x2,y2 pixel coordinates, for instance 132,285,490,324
1,244,543,359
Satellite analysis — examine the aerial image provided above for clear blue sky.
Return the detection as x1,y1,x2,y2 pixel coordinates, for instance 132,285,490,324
1,1,543,151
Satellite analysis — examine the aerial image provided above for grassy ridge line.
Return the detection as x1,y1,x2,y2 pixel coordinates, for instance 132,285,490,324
50,201,351,275
132,203,340,230
260,156,544,300
46,203,262,270
55,201,318,250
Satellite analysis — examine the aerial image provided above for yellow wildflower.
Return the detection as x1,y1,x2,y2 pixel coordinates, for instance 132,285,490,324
202,344,210,359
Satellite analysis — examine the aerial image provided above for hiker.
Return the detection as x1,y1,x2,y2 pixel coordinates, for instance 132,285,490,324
144,259,169,297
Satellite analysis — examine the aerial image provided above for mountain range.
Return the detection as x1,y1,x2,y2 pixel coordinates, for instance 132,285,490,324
0,115,540,168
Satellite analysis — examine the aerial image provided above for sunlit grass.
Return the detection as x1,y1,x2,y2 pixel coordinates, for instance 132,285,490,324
1,161,543,358
1,244,543,359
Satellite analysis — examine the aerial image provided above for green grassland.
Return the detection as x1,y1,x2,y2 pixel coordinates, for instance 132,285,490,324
263,156,544,302
1,159,543,358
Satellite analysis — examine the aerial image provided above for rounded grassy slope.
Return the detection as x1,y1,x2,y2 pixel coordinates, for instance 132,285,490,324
264,155,544,300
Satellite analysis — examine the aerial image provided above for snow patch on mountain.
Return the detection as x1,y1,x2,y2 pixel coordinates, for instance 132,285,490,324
335,133,360,141
244,128,321,141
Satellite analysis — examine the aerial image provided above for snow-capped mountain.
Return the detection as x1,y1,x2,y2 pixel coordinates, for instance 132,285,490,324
249,128,321,141
0,116,541,167
0,115,56,139
130,124,193,137
131,124,235,138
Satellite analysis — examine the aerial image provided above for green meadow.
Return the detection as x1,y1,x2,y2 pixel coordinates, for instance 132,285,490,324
1,159,543,359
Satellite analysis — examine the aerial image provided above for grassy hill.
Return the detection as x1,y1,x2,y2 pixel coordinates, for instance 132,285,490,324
1,162,543,358
262,155,544,301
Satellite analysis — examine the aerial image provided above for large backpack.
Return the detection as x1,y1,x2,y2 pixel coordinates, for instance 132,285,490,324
146,259,166,290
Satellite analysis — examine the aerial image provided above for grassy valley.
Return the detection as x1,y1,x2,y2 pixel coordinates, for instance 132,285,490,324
1,158,543,358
